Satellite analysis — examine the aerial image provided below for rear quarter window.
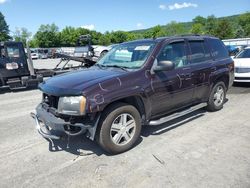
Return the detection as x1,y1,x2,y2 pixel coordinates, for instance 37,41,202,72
209,39,228,60
189,40,211,64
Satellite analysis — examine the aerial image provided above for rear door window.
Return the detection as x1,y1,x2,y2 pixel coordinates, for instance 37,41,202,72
189,40,211,64
209,39,228,60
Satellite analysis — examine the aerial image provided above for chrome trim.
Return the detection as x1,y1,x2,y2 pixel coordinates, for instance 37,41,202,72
149,103,207,126
30,112,61,140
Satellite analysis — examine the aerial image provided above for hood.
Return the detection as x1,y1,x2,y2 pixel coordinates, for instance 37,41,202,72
39,66,126,96
233,58,250,68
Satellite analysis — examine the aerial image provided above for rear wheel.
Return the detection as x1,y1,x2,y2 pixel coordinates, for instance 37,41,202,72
97,103,141,154
207,81,226,111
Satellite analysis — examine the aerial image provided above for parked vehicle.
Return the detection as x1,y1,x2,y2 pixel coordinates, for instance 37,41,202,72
236,45,248,52
38,49,48,59
226,45,239,56
31,49,39,59
0,42,43,90
92,45,112,61
30,48,49,59
31,35,234,154
47,48,57,59
233,47,250,82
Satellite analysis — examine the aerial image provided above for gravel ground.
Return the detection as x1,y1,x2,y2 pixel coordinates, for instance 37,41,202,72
0,59,250,188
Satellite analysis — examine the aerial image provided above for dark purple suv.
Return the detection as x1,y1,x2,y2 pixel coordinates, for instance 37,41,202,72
31,35,234,154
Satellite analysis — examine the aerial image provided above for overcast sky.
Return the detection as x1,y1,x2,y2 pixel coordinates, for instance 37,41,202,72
0,0,249,34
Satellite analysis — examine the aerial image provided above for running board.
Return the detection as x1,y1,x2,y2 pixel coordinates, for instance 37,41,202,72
149,103,207,126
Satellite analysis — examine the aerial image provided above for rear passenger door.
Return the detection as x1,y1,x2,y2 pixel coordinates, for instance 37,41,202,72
187,39,213,102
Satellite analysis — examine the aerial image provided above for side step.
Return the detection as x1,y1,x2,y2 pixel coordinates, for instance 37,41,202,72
149,103,207,126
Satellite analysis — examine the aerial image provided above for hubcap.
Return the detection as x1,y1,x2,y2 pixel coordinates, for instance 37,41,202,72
110,113,136,145
213,85,224,106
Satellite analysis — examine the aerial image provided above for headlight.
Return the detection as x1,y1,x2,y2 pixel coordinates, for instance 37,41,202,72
58,96,86,116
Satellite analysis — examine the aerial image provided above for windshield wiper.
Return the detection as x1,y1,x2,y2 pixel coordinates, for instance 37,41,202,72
95,64,106,68
104,65,130,71
96,64,128,71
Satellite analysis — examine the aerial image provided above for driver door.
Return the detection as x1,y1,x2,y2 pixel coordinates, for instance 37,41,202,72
150,39,194,117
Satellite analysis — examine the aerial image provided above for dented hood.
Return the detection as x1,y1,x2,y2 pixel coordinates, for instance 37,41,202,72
39,66,125,96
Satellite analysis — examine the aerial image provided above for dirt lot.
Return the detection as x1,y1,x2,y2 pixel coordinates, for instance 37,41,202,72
0,59,250,188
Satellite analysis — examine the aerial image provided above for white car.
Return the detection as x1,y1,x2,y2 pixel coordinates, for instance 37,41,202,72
31,50,39,59
234,47,250,82
92,45,110,57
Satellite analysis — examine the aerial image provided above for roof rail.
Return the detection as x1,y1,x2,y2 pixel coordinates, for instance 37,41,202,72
179,34,201,37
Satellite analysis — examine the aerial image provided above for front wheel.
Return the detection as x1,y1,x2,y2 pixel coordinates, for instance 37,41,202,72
96,103,142,154
207,81,226,111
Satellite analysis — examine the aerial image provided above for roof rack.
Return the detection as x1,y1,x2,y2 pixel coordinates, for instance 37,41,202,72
179,34,201,37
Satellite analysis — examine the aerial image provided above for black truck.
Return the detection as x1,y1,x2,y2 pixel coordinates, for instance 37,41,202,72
0,41,43,90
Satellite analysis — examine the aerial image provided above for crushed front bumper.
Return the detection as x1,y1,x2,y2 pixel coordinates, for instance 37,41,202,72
30,104,98,140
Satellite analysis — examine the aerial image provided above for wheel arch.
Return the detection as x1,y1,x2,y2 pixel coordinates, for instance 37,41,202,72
100,95,146,124
213,73,229,90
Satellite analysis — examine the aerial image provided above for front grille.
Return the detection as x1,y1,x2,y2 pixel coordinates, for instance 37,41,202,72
235,77,250,80
43,93,59,108
235,68,250,73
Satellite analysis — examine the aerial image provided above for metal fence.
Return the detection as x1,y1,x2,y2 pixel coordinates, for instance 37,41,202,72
223,38,250,46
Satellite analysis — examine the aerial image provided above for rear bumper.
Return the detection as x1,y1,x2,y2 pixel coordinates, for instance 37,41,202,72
30,104,99,140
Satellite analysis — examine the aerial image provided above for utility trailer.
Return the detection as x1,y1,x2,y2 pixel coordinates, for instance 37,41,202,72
35,53,96,77
0,41,43,90
35,34,97,77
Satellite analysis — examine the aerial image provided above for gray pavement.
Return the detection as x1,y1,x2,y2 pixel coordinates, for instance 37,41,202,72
0,59,250,188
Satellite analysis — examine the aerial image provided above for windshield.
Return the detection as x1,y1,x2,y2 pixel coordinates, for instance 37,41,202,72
6,45,20,58
235,48,250,58
97,41,156,69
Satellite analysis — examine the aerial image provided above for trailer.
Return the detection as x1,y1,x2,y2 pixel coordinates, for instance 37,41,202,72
35,53,96,77
34,34,97,77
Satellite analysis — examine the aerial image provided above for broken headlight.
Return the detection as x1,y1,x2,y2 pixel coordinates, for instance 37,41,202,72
58,96,86,116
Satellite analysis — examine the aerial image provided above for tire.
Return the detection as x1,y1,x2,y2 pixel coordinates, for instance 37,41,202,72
99,51,108,60
96,103,142,154
207,81,226,112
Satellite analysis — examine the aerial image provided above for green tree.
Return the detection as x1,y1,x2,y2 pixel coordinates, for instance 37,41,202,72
238,12,250,37
90,30,103,45
234,25,245,38
0,12,11,41
34,23,60,47
205,15,217,36
165,22,185,36
214,19,234,39
193,16,206,25
13,27,32,47
144,25,166,38
110,31,129,43
98,32,111,45
28,39,39,48
60,26,78,46
190,23,204,34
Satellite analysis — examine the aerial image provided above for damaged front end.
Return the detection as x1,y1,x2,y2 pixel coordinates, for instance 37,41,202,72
31,93,100,140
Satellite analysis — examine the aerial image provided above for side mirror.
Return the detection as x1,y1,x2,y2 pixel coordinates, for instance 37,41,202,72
153,60,175,72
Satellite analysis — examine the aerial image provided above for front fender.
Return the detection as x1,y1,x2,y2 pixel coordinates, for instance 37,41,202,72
85,72,151,118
